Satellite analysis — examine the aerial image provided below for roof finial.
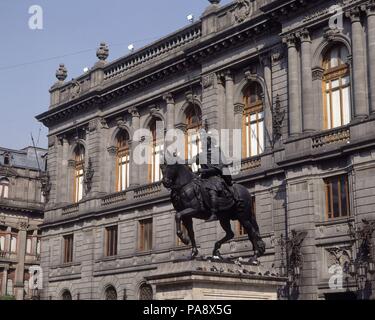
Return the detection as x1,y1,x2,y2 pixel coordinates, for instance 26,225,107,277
96,42,109,61
56,64,67,82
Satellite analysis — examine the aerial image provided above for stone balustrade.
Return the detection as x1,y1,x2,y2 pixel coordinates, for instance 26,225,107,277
133,181,163,200
103,24,202,81
312,127,350,149
240,156,262,172
61,203,79,215
101,190,127,206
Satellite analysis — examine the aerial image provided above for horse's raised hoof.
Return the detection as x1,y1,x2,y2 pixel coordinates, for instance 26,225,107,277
257,240,266,256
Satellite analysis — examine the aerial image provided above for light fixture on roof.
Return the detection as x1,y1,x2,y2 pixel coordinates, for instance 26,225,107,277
83,67,89,73
128,44,135,52
187,14,194,23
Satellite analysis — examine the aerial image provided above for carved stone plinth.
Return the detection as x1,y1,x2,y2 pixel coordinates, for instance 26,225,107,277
146,260,286,300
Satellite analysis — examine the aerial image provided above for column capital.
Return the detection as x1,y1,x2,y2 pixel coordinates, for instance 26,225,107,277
234,103,245,115
224,69,234,81
365,0,375,16
107,146,118,156
312,67,324,81
296,28,311,43
282,33,297,47
162,93,174,104
259,53,272,67
346,7,362,23
128,107,140,118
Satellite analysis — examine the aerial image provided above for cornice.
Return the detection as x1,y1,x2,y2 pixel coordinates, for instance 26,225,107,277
36,12,279,128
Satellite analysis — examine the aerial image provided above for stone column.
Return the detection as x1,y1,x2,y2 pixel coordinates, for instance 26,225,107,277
347,8,368,118
298,29,315,132
261,54,273,149
107,146,118,193
61,137,69,203
366,2,375,114
1,266,8,295
129,107,140,187
283,34,301,136
14,223,27,300
163,93,175,131
216,72,226,130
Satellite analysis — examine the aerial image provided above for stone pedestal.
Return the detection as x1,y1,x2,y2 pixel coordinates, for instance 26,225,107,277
146,260,286,300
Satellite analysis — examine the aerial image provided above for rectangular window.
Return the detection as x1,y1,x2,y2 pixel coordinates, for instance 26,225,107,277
324,175,350,220
150,144,163,183
63,234,74,263
238,195,256,236
139,219,153,252
117,152,130,191
105,226,118,257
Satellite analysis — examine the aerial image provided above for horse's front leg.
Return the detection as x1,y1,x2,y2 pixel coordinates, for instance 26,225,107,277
182,216,199,259
175,208,195,245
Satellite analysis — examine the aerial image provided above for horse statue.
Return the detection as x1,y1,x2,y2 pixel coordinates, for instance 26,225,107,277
160,159,266,262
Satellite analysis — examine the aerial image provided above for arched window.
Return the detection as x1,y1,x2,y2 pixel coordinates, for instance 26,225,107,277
242,83,265,158
73,145,85,203
116,130,130,192
149,118,164,183
61,290,72,300
185,105,202,172
105,285,118,300
322,44,351,129
0,178,9,199
139,283,153,300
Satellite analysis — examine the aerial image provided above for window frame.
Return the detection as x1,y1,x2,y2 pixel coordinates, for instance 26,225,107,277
242,83,265,159
324,175,350,220
105,225,118,257
0,178,10,199
63,234,74,264
116,131,130,192
73,146,85,203
322,45,351,130
138,218,153,252
148,119,164,183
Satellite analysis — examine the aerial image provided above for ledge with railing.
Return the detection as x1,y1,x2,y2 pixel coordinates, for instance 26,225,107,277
61,203,79,216
103,24,202,81
312,127,350,149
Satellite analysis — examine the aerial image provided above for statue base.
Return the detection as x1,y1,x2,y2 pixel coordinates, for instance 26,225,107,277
146,259,286,300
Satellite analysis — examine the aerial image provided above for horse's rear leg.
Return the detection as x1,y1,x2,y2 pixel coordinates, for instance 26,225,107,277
239,217,266,258
213,219,234,258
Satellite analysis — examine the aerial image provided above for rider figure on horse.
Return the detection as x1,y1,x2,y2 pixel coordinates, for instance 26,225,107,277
195,134,234,222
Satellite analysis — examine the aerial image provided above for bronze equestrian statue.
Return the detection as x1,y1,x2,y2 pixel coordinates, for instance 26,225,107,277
160,138,266,261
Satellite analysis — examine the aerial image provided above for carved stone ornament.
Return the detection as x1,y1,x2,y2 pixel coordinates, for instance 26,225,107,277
40,172,52,203
163,93,174,104
96,42,109,61
202,73,215,89
312,67,325,81
88,119,98,132
56,64,67,82
234,0,251,23
116,116,127,130
70,80,81,100
323,27,342,42
128,107,140,118
326,246,352,268
83,158,94,194
272,95,285,143
18,221,29,231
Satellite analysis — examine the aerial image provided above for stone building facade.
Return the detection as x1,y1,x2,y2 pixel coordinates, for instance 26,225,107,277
0,146,46,299
36,0,375,300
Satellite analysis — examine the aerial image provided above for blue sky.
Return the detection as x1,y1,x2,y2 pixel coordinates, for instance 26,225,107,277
0,0,231,150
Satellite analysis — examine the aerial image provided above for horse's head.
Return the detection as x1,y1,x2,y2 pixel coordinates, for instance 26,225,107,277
160,163,178,189
160,151,195,189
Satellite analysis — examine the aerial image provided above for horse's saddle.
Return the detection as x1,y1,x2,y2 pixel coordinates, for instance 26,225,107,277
199,176,236,212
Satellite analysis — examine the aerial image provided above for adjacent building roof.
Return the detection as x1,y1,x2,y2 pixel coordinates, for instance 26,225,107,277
0,146,47,171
